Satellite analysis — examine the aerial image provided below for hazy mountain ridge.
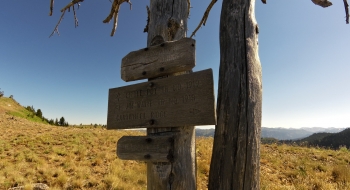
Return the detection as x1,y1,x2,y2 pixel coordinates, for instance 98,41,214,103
196,127,346,140
290,128,350,149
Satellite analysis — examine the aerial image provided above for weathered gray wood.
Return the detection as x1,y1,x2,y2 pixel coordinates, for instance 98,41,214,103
117,136,173,162
147,127,196,190
208,0,262,190
146,0,196,190
121,38,196,82
107,69,216,129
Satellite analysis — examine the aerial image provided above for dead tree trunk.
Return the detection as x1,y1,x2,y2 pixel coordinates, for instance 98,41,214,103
146,0,196,190
208,0,262,189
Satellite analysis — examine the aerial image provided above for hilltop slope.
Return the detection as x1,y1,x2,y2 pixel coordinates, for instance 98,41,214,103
0,97,47,124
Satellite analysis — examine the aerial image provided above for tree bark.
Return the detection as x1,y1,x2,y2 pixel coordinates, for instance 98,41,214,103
208,0,262,189
146,0,196,190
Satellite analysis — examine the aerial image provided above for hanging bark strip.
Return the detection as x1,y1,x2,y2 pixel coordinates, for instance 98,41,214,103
49,0,84,37
190,0,217,38
143,6,150,33
187,0,191,17
73,5,79,28
311,0,333,7
103,0,132,36
344,0,349,24
49,0,54,16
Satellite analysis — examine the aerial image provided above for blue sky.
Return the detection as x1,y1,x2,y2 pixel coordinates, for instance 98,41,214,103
0,1,349,128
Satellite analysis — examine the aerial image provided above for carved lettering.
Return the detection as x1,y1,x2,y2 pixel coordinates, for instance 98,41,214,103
158,99,165,106
126,90,144,98
151,111,166,118
168,98,178,105
182,94,195,103
147,88,157,96
108,69,215,129
154,163,171,179
116,113,146,121
186,80,201,88
172,84,183,91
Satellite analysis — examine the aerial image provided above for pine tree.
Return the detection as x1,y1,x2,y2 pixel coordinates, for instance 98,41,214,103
36,109,43,118
59,117,66,126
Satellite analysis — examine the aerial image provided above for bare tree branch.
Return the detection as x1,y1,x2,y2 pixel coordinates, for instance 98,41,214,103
60,0,84,13
190,0,217,38
73,5,78,27
344,0,349,24
144,6,150,33
49,11,65,37
49,0,84,37
103,0,132,36
311,0,333,8
187,0,191,17
49,0,54,16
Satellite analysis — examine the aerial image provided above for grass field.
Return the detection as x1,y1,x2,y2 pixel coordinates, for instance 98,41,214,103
0,97,349,189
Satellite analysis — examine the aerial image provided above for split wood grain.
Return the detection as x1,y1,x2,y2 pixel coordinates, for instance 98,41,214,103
107,69,216,129
121,38,195,82
117,136,173,162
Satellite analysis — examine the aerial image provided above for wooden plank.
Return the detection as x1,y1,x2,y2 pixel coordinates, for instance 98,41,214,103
121,38,195,82
117,136,173,162
107,69,216,129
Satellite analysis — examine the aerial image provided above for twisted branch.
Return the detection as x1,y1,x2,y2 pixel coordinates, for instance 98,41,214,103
190,0,217,38
49,0,84,37
103,0,132,36
73,4,78,27
60,0,84,12
344,0,349,24
144,6,150,33
49,11,65,37
187,0,191,17
49,0,54,16
311,0,332,7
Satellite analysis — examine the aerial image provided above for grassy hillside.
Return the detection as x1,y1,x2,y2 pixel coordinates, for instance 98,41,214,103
0,97,48,124
317,128,350,149
0,98,349,189
297,132,333,143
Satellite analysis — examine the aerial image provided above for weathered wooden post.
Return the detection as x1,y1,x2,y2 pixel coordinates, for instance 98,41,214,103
208,0,262,189
107,1,216,189
145,1,195,189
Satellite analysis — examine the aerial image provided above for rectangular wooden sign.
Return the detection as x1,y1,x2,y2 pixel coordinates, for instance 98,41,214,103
117,136,173,162
121,38,195,82
107,69,216,129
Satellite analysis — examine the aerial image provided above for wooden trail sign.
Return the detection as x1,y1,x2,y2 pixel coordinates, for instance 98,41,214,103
117,136,174,162
121,38,195,82
107,69,216,129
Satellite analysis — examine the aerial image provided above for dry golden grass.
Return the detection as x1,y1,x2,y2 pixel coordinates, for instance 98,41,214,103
1,107,349,189
260,143,350,190
0,113,147,190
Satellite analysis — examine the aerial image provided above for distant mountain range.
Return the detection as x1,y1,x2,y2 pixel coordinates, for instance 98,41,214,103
196,127,346,140
261,127,346,140
196,127,350,149
282,128,350,149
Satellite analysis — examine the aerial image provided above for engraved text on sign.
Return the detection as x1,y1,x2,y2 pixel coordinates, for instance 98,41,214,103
107,69,216,129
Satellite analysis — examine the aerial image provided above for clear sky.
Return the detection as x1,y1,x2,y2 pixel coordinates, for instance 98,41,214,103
1,1,349,128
